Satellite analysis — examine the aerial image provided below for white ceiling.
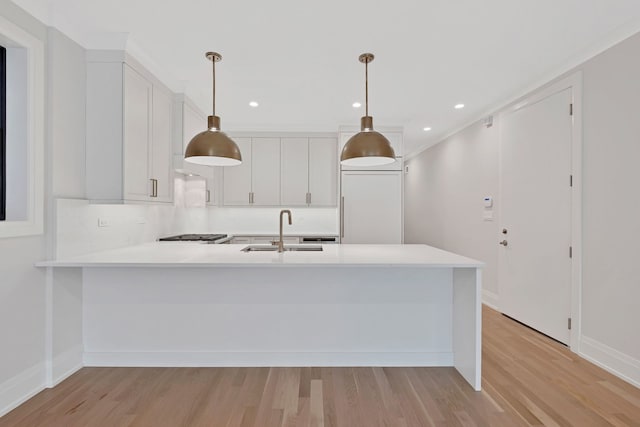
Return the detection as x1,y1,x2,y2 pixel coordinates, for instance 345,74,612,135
12,0,640,155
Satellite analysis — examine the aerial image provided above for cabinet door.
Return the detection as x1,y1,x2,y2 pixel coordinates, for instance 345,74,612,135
341,171,402,244
223,138,252,205
123,64,152,201
251,138,281,206
309,138,337,206
281,138,309,206
151,86,173,202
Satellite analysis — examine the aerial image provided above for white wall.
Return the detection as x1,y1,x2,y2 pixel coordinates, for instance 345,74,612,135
405,121,499,303
579,32,640,381
405,31,640,386
48,28,85,199
44,27,86,388
0,0,48,416
0,15,91,416
55,198,196,258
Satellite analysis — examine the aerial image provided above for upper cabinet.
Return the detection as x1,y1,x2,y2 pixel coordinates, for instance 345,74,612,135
251,138,281,205
86,52,173,203
223,135,337,207
223,138,280,206
281,137,337,206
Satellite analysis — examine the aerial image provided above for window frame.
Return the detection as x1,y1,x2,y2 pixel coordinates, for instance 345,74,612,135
1,45,6,221
0,15,45,238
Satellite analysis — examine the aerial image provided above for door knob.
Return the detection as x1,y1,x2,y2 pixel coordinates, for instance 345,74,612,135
502,228,508,234
499,240,508,246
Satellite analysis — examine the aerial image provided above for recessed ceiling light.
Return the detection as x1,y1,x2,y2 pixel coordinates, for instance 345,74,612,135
352,102,362,108
249,101,259,108
454,103,465,109
423,127,432,132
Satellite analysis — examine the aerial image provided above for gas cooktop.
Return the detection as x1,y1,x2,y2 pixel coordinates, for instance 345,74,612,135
158,234,227,242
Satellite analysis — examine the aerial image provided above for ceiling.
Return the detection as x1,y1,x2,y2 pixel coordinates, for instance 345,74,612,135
12,0,640,155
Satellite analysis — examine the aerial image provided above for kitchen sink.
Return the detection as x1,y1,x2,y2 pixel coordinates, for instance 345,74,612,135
241,245,323,252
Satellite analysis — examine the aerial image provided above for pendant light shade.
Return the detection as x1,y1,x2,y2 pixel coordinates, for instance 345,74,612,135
340,53,395,167
185,52,242,166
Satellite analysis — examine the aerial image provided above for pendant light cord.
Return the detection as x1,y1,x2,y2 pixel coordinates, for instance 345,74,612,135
365,59,369,117
212,57,216,116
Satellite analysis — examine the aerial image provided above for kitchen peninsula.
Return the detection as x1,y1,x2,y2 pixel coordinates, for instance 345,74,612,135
38,243,483,390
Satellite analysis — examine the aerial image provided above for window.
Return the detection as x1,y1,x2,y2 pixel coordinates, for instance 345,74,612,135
0,16,44,238
1,45,6,221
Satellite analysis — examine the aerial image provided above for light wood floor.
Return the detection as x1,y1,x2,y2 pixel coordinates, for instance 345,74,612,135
1,306,639,426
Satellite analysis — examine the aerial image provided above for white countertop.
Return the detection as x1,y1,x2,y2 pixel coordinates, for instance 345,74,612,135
37,243,483,268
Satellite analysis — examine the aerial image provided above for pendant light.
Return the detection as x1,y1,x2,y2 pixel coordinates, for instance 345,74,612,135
185,52,242,166
340,53,395,166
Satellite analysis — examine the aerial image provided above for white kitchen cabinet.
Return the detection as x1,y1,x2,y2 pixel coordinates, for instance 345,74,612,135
223,138,253,205
122,65,151,201
252,138,281,205
223,138,280,206
281,137,337,206
281,138,309,205
309,138,337,206
86,53,173,203
340,170,403,244
150,85,173,202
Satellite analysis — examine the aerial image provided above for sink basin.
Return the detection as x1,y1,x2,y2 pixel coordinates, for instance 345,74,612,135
241,245,323,252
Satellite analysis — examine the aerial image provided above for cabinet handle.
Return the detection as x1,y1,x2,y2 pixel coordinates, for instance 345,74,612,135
249,192,254,204
340,196,345,239
150,179,158,198
206,190,211,203
306,192,311,204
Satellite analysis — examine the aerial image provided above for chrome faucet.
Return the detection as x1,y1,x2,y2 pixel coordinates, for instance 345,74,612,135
278,209,292,252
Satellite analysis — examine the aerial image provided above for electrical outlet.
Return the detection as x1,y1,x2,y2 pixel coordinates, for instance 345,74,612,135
136,217,146,224
98,217,110,227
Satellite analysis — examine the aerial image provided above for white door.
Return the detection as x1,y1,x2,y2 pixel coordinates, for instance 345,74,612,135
341,171,402,244
499,87,573,344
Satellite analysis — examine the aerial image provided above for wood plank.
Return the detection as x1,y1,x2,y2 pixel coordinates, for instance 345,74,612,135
2,306,639,426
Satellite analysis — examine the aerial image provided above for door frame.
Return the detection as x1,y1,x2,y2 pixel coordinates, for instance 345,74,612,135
498,72,583,351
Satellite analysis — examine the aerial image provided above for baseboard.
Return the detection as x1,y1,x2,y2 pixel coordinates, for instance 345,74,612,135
84,351,454,367
580,335,640,388
482,290,499,310
49,345,83,388
0,363,45,418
